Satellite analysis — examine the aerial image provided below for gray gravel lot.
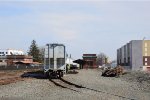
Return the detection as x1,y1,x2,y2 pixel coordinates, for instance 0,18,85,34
0,69,150,100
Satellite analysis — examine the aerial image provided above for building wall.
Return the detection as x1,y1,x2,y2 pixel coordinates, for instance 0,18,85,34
124,44,131,69
6,55,33,66
117,40,143,71
82,54,97,68
143,40,150,56
0,50,8,57
124,45,127,65
131,40,143,70
127,43,131,67
143,40,150,71
121,46,124,64
118,40,150,71
118,42,132,70
117,49,119,65
0,56,7,66
0,49,24,64
117,48,122,66
0,49,24,57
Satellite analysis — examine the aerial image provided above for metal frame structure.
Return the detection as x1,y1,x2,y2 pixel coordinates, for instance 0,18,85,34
44,43,66,78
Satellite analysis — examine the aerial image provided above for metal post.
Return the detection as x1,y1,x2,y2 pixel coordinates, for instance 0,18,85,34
53,45,55,69
47,44,50,69
64,46,66,74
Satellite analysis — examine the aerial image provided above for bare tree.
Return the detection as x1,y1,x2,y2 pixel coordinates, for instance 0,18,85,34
97,52,108,66
39,47,45,63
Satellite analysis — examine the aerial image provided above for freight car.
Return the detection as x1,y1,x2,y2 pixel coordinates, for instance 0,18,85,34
44,43,66,78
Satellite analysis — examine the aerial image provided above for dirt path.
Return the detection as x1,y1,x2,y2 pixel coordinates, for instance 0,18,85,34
0,69,42,85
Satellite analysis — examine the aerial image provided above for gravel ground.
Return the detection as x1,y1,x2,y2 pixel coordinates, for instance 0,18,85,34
0,69,150,100
120,71,150,92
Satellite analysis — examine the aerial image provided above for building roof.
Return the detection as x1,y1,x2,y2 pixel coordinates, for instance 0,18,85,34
14,61,32,64
73,59,86,64
82,54,97,58
7,55,33,59
14,61,41,64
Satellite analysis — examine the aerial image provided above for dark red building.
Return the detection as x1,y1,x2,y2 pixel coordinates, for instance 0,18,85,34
6,55,33,66
82,54,97,69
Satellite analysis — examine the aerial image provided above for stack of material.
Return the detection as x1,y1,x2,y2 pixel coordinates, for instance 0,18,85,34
101,66,124,77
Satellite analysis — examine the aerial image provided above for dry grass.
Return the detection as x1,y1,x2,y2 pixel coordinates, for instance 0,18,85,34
0,69,42,85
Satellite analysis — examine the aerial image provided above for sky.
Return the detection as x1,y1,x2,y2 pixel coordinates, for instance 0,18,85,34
0,0,150,60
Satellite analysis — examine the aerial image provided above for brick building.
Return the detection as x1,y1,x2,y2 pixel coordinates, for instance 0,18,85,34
6,55,33,66
82,54,97,68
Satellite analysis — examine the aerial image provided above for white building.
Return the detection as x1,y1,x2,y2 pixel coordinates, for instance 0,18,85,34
0,49,24,63
0,49,24,57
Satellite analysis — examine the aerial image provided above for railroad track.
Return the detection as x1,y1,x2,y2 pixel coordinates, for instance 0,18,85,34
49,78,84,93
49,78,135,100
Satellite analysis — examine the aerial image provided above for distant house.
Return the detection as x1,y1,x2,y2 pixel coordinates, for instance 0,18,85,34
82,54,97,68
6,55,33,66
0,49,40,66
0,49,25,66
0,49,24,56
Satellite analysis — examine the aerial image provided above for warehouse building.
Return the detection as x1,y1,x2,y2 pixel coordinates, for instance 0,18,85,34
117,40,150,71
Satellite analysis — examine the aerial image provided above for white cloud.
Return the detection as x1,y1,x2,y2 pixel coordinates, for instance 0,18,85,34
0,9,100,41
36,12,99,40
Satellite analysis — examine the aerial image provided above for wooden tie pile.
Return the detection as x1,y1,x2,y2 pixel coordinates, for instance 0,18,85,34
102,66,124,77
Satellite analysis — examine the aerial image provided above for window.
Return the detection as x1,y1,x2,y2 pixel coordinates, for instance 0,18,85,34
145,43,147,47
145,48,147,52
145,62,147,66
145,58,148,61
145,53,147,56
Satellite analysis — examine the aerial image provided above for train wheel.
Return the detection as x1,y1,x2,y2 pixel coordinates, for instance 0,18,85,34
44,72,49,78
60,72,63,77
49,72,53,79
57,72,61,79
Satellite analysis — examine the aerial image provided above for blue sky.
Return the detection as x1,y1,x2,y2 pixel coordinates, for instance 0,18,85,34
0,0,150,60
